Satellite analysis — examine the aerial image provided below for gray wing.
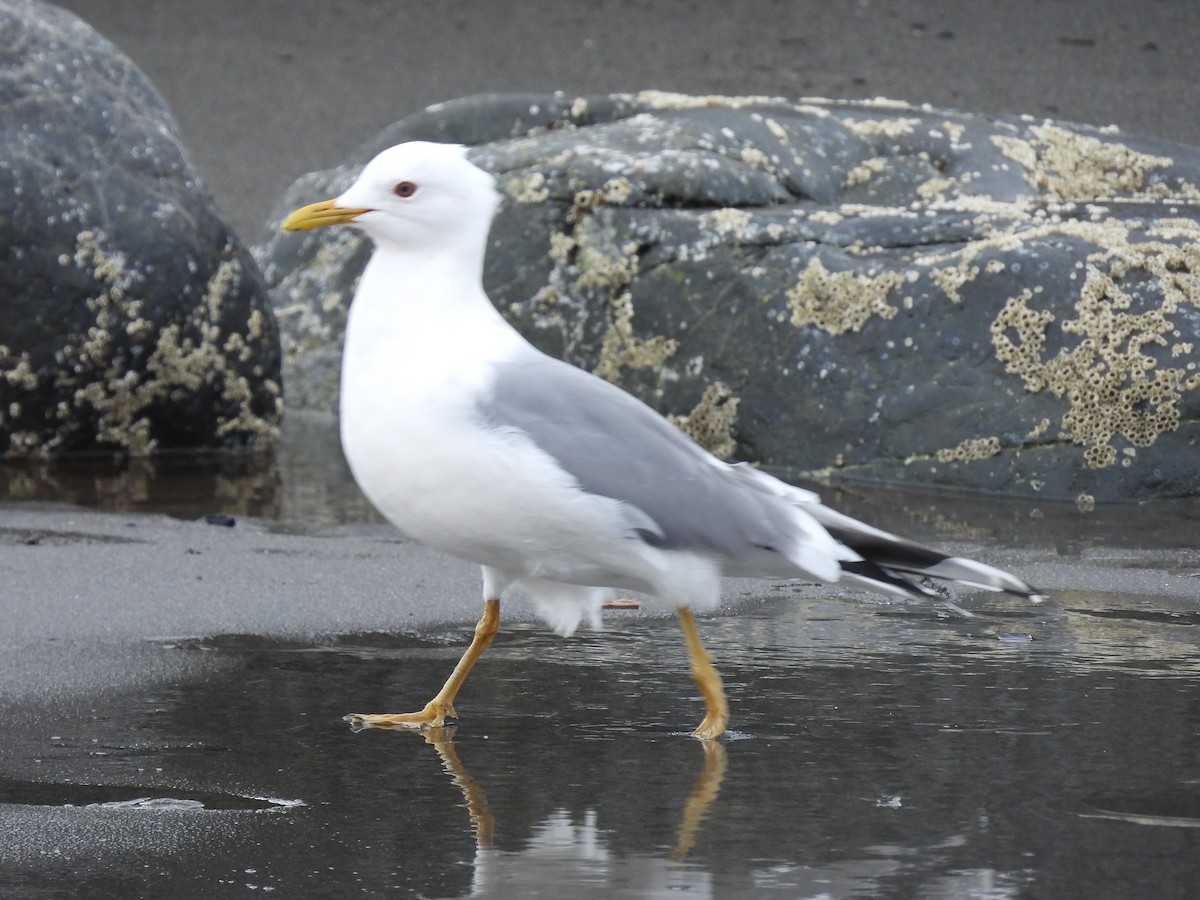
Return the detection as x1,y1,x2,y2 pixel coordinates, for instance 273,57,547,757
478,351,804,563
479,351,1043,603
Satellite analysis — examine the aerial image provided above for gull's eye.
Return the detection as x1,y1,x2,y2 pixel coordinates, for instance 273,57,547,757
393,181,417,198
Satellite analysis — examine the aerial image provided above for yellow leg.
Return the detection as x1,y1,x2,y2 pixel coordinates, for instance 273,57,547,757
345,598,500,730
677,607,728,740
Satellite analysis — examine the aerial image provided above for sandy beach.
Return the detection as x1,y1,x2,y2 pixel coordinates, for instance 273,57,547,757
52,0,1200,240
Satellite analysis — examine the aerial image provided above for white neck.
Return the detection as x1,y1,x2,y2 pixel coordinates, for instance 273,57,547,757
338,240,527,430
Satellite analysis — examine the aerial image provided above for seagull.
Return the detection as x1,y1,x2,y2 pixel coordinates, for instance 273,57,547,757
282,141,1041,740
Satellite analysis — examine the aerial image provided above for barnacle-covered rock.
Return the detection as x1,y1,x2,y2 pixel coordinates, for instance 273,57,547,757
259,91,1200,500
0,0,282,457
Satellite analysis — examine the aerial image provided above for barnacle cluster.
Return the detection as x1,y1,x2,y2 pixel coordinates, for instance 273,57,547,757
786,257,903,335
991,235,1200,468
593,292,679,384
669,381,740,459
3,230,280,455
935,436,1002,463
992,124,1176,202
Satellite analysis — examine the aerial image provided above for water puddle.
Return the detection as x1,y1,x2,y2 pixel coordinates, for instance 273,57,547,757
3,593,1199,897
1077,791,1200,828
4,437,1200,896
1065,606,1200,627
0,775,302,813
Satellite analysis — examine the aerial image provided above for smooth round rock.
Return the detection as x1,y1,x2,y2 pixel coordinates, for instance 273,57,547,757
0,0,283,457
258,91,1200,501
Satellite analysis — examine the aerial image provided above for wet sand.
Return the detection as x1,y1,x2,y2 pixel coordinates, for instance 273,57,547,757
51,0,1200,241
4,459,1200,898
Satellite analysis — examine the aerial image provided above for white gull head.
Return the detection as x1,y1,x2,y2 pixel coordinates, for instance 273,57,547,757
284,141,500,255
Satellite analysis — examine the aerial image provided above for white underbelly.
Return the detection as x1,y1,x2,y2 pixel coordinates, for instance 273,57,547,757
340,393,659,589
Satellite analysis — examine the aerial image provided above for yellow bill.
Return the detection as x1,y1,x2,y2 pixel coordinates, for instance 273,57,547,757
281,199,372,232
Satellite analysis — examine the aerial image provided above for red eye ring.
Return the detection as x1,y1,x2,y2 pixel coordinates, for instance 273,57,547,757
394,181,417,198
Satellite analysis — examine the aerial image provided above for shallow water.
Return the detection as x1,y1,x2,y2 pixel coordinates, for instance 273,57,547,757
2,420,1199,898
4,592,1200,898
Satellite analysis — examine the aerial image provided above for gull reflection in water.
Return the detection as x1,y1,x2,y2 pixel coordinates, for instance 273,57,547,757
357,726,1034,897
408,727,728,893
420,727,495,850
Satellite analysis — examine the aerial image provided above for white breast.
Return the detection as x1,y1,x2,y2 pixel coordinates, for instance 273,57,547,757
337,255,662,590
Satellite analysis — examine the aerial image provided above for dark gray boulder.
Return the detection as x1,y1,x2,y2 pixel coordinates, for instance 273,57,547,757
0,0,282,457
258,92,1200,501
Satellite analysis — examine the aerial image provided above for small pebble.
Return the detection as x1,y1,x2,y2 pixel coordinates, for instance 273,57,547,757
602,598,642,610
